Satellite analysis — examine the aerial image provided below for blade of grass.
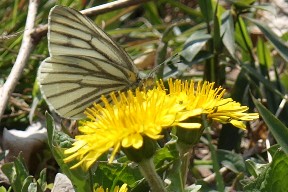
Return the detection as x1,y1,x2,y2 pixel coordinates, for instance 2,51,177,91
247,17,288,62
253,96,288,154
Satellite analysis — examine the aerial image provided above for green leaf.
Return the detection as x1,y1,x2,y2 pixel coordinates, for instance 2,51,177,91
1,153,29,192
156,26,173,79
27,182,38,192
185,184,202,192
143,2,162,25
265,149,288,191
198,0,213,22
164,0,202,19
37,169,47,191
253,97,288,154
0,150,8,161
22,176,36,192
245,159,268,178
257,37,273,68
252,4,277,15
244,149,288,191
247,18,288,62
95,162,146,191
213,5,221,52
180,32,211,62
235,17,253,52
0,186,8,192
45,112,92,192
280,73,288,91
268,144,281,157
221,11,235,57
217,149,246,173
228,0,255,10
242,64,283,98
154,139,178,168
161,135,184,192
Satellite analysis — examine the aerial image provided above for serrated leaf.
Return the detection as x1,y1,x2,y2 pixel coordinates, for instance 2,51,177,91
252,97,288,154
45,112,91,192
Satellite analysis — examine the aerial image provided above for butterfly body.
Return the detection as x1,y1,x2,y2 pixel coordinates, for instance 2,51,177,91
38,6,146,119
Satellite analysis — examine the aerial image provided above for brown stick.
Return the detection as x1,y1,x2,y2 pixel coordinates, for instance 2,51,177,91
31,0,153,42
0,0,40,121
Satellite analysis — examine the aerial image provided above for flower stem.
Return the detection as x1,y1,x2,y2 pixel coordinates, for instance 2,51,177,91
177,142,193,187
202,114,225,192
138,158,167,192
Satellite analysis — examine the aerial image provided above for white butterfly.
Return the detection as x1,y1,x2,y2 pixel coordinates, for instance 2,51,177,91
38,5,148,119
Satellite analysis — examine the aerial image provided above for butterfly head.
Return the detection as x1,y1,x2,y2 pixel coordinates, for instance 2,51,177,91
138,77,155,90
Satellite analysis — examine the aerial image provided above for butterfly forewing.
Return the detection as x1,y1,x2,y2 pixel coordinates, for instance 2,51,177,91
38,6,141,119
48,6,137,72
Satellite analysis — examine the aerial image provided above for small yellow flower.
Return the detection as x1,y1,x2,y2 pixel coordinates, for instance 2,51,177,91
64,87,201,170
94,184,128,192
166,79,259,129
166,79,225,111
207,99,259,129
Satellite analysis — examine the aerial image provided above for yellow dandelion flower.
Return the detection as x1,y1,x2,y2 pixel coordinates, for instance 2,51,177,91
165,79,259,129
64,87,202,170
94,184,128,192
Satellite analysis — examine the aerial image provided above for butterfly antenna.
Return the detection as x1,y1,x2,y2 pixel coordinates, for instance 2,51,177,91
147,53,180,78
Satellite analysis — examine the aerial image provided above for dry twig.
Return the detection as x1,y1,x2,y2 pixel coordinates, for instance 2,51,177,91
0,0,40,122
0,0,153,121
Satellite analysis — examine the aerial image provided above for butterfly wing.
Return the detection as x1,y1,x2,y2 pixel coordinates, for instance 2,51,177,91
38,6,140,119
